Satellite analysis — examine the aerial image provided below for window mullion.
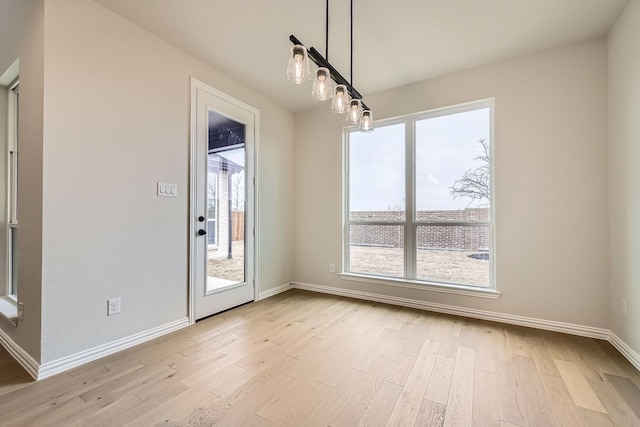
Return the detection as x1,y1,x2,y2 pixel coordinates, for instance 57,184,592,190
405,119,416,280
343,130,350,273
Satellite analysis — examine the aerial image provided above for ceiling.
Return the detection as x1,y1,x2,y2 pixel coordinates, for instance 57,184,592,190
94,0,630,112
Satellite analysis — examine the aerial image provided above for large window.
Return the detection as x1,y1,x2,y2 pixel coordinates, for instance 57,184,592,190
344,99,494,290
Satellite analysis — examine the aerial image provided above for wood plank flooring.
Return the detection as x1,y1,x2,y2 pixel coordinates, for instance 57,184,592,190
0,289,639,426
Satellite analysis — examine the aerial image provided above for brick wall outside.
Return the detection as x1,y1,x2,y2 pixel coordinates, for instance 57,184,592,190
350,208,490,251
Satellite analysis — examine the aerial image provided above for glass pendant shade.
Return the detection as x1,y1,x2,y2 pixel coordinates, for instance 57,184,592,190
331,84,350,114
346,99,363,124
360,109,374,132
312,67,334,101
286,45,311,84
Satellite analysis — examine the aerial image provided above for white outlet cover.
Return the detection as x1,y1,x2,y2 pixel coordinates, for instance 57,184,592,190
108,298,121,316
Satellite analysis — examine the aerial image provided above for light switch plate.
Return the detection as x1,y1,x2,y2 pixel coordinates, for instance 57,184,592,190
157,182,177,198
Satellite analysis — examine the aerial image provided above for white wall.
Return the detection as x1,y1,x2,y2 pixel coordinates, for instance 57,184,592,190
39,0,294,363
17,0,45,362
294,40,609,328
0,0,45,362
0,0,627,369
608,0,640,354
0,0,20,75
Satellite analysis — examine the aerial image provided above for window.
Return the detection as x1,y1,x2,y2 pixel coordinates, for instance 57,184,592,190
7,79,19,297
344,99,495,290
0,61,19,322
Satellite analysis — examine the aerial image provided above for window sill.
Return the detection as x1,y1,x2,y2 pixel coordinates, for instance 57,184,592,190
0,296,18,326
339,273,501,299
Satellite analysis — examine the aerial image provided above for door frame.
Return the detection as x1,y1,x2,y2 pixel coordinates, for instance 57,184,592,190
189,77,260,324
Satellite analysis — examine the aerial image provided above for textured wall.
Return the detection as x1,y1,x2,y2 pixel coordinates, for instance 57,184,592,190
295,40,609,327
0,0,45,363
608,0,640,356
39,0,294,363
0,0,21,74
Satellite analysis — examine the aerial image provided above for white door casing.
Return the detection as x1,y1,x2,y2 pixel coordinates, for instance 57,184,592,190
190,78,258,321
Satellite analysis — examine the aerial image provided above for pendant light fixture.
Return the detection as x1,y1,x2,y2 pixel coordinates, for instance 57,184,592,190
312,67,334,101
331,84,350,113
286,0,373,132
360,109,373,132
286,45,311,84
346,99,363,124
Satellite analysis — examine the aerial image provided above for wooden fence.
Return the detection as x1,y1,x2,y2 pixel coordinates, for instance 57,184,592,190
232,211,245,241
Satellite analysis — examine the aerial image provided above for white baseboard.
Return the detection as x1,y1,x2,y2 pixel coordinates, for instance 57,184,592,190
4,284,639,381
292,282,640,370
0,326,39,380
257,282,293,301
37,317,190,380
609,332,640,372
292,282,610,340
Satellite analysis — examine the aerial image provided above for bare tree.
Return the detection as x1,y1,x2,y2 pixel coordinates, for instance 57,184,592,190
450,138,490,205
231,172,245,211
207,181,217,214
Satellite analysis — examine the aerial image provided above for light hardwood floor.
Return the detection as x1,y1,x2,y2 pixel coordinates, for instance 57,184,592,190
0,290,639,426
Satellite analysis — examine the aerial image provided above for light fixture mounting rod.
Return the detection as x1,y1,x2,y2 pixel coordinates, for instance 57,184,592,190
289,34,369,111
350,0,353,87
325,0,329,62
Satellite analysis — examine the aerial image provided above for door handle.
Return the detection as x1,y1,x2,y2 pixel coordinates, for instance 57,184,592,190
198,229,206,236
198,216,205,222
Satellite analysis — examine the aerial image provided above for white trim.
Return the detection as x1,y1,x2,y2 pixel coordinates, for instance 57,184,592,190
292,282,608,340
191,78,260,117
343,98,497,290
205,280,249,296
1,287,638,381
189,80,198,325
609,332,640,372
0,324,39,380
6,82,19,297
257,283,293,301
339,273,501,299
0,295,18,324
189,77,259,322
295,282,640,370
0,58,19,86
37,317,189,380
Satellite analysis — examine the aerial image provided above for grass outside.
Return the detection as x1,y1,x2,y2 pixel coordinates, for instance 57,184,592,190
208,241,244,282
349,245,490,287
208,241,489,288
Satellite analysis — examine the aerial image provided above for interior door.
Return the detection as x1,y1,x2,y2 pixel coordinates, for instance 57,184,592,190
192,81,256,320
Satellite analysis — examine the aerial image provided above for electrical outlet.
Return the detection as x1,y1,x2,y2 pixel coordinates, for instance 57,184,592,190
622,299,628,317
329,264,336,273
18,302,23,321
108,298,121,316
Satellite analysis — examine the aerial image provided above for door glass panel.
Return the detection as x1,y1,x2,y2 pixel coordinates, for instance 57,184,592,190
206,110,246,293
